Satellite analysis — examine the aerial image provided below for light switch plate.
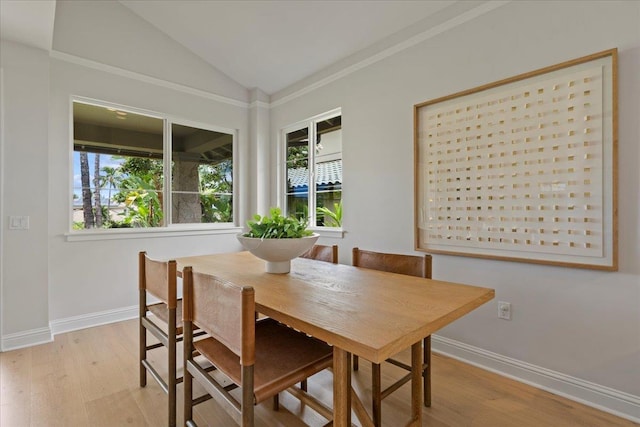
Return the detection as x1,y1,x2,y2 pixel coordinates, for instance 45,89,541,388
9,216,29,230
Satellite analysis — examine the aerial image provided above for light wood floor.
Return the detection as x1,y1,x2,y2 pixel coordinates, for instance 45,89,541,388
0,319,636,427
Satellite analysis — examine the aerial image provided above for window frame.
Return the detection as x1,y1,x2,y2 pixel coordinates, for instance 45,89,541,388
66,96,240,240
279,107,343,236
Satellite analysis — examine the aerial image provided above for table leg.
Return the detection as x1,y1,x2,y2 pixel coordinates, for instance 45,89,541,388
411,341,423,425
333,347,352,427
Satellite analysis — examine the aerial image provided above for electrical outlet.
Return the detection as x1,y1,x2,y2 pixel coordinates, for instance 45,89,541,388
498,301,511,320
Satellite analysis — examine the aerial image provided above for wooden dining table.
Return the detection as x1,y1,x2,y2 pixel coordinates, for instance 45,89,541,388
175,251,494,427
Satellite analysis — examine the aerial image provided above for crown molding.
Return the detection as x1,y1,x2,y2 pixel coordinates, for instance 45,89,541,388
249,100,271,110
50,50,250,108
271,1,510,108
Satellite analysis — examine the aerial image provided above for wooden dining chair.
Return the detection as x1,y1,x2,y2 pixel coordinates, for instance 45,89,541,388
300,244,339,263
139,251,181,427
282,243,340,400
352,247,433,426
182,266,334,427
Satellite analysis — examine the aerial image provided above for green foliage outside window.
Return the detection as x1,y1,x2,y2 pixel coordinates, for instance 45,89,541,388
199,160,233,223
316,201,342,227
75,155,233,229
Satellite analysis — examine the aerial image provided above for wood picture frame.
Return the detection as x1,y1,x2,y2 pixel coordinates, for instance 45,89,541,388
414,49,617,270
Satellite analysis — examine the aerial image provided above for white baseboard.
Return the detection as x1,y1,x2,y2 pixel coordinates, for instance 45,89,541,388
1,326,52,351
50,305,138,335
431,334,640,424
1,306,138,351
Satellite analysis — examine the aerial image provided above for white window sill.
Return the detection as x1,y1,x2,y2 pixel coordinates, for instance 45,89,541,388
65,225,243,242
309,227,344,239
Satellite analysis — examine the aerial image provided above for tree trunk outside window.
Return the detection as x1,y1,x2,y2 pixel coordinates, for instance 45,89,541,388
93,153,103,227
172,158,201,223
80,152,95,228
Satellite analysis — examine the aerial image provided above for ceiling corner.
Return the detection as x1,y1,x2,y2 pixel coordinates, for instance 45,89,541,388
0,0,57,51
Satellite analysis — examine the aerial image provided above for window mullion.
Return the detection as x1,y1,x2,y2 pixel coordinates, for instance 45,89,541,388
164,119,172,226
308,121,317,226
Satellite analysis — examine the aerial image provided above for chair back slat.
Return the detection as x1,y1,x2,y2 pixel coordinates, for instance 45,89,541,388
300,244,339,263
139,251,177,308
352,247,432,279
183,268,256,365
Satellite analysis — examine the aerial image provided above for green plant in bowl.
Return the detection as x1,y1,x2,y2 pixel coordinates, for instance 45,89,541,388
238,207,318,273
244,207,313,239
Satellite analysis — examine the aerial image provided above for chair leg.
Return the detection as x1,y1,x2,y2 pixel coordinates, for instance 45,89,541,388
372,363,382,427
424,335,431,407
353,354,359,371
168,347,176,426
273,393,279,411
184,364,193,424
300,379,307,392
184,327,194,426
168,310,177,427
242,365,255,427
139,319,147,387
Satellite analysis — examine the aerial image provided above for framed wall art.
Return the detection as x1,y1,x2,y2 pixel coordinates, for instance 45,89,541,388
414,49,617,270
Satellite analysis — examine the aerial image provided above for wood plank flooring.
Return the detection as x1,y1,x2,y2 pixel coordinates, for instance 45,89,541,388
0,319,636,426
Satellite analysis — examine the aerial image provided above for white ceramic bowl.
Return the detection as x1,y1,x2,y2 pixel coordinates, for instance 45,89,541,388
237,233,319,273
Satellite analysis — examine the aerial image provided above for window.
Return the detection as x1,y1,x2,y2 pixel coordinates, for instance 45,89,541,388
72,100,234,230
283,109,342,228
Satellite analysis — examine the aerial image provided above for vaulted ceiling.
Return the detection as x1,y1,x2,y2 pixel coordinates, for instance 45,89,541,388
117,0,456,94
1,0,465,94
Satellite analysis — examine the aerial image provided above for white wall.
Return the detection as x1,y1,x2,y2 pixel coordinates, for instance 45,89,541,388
270,0,640,419
0,1,252,347
249,88,271,217
0,41,50,341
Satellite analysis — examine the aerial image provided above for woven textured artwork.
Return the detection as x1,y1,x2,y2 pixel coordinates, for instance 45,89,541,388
415,50,616,269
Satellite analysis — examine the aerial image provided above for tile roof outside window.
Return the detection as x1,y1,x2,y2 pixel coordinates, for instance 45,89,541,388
288,159,342,188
